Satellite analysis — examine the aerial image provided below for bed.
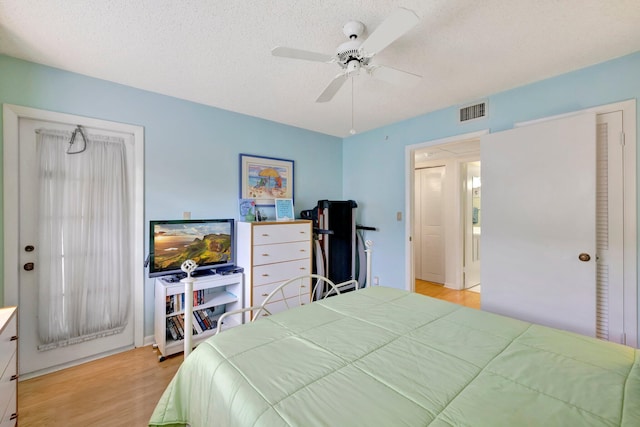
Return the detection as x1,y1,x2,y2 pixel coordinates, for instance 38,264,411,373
149,286,640,426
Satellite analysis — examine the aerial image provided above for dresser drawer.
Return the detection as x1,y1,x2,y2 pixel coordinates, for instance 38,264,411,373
0,316,16,377
252,223,311,245
0,387,17,427
0,351,16,425
252,259,311,287
253,278,311,307
252,241,310,266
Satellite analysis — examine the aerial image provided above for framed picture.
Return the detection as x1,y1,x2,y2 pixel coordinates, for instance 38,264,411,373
275,198,294,221
239,154,294,206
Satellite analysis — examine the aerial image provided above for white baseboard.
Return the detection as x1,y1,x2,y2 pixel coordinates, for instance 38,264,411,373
143,334,156,347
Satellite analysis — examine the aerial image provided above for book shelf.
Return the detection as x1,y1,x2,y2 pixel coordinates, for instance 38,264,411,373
154,272,243,361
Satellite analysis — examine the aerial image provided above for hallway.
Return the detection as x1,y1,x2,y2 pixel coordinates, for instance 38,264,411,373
415,279,480,309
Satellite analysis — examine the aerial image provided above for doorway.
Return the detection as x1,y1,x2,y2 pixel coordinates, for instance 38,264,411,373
3,104,145,377
463,161,481,291
410,136,482,291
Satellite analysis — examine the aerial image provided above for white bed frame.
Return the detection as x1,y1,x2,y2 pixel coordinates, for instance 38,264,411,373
216,274,358,333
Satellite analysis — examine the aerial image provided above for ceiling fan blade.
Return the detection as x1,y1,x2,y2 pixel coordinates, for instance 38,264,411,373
359,8,419,56
272,46,334,63
369,65,422,86
316,73,348,102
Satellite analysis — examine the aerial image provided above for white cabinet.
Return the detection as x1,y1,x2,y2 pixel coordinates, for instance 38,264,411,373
154,273,243,360
238,221,312,321
0,307,17,427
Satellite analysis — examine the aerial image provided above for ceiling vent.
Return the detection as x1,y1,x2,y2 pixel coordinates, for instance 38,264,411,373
459,101,487,123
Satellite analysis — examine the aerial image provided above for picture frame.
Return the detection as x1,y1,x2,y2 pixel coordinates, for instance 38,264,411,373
239,154,294,206
275,198,294,221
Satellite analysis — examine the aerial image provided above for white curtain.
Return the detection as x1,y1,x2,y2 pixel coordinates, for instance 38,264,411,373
37,129,131,349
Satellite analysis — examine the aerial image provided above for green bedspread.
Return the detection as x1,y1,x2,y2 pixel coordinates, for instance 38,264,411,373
149,286,640,426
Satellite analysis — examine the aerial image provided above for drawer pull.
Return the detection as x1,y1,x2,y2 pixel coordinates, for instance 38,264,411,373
299,267,306,270
10,374,18,381
261,273,269,277
261,233,269,237
261,293,269,297
301,285,306,288
10,413,17,421
261,253,269,257
10,335,18,341
300,249,306,252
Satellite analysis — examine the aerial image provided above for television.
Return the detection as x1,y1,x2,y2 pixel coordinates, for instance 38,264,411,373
149,219,236,278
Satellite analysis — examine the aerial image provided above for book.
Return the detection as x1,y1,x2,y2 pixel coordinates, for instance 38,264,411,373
192,312,203,334
194,310,207,330
199,309,212,330
166,317,178,340
173,315,185,338
167,317,181,340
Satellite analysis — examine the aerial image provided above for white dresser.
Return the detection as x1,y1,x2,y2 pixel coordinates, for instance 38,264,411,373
0,307,17,427
237,220,312,321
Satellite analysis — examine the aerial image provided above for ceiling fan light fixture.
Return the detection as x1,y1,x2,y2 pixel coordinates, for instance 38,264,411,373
346,59,361,75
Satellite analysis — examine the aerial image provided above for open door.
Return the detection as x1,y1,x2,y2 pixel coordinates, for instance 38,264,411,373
463,161,481,289
481,113,597,337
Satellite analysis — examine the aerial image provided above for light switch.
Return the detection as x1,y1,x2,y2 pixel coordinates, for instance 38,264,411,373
396,211,402,221
183,211,191,220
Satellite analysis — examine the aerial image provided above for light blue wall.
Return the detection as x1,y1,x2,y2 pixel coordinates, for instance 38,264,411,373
343,50,640,336
3,50,640,342
0,55,343,336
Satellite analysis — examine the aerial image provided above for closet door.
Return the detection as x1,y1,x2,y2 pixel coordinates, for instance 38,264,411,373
481,113,597,337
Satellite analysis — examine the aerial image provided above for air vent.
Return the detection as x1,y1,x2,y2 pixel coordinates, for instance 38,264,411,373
459,101,487,122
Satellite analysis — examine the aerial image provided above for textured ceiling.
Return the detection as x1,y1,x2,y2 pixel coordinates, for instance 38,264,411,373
1,1,640,137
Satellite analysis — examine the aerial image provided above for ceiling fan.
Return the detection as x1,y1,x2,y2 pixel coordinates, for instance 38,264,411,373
272,8,422,103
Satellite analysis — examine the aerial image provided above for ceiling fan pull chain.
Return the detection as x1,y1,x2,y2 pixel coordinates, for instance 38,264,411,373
350,76,356,135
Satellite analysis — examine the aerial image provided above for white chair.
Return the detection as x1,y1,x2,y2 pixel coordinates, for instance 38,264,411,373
216,274,358,333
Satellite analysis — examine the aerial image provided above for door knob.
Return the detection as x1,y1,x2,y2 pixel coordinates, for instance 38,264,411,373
578,253,591,262
23,262,34,271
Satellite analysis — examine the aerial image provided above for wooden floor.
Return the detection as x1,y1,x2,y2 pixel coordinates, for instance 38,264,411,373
18,282,479,426
18,346,182,426
415,279,481,309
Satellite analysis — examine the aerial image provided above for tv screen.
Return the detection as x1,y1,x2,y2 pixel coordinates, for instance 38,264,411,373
149,219,235,278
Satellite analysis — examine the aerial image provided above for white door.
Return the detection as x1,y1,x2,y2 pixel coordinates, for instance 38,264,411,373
414,166,445,283
481,113,597,337
18,118,135,376
463,161,481,288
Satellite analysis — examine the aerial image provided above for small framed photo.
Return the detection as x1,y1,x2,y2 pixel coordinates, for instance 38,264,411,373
239,154,294,206
275,198,294,221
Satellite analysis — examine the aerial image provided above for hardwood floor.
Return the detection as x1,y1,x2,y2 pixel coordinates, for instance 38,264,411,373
18,283,478,426
18,346,182,426
415,279,481,309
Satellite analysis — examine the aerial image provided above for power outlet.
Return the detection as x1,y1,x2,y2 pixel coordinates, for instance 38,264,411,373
374,276,379,286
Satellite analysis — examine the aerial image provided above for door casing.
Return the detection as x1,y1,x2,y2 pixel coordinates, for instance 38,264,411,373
3,104,145,373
